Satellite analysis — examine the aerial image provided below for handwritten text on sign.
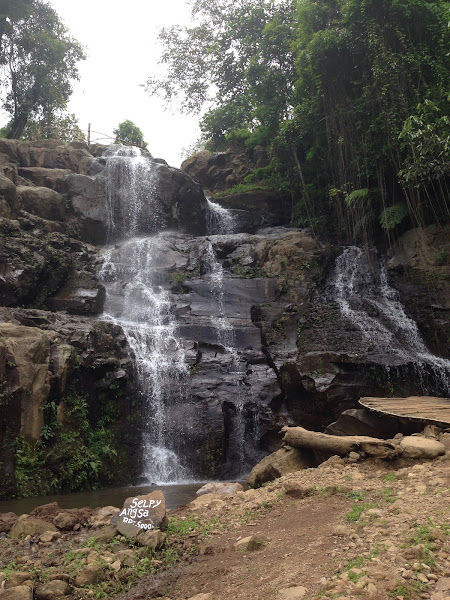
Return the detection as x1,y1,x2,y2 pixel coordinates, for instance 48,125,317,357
118,497,162,529
115,490,166,537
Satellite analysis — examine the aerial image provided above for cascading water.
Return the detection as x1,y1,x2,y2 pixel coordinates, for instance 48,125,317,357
203,241,260,476
99,146,190,483
329,246,450,395
206,198,236,235
103,145,165,240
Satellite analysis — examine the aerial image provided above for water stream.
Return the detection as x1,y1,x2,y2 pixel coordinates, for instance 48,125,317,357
203,241,259,476
330,246,450,395
99,147,189,484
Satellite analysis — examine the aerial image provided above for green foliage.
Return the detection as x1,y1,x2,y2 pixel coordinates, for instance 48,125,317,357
13,383,124,498
379,203,410,231
0,0,85,139
346,502,377,522
113,120,147,148
150,0,450,241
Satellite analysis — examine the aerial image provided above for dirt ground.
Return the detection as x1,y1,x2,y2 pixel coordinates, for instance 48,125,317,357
119,455,450,600
1,454,449,600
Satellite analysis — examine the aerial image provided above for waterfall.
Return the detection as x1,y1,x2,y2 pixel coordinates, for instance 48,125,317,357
103,145,165,241
99,146,190,483
206,198,236,234
330,246,450,395
203,241,260,476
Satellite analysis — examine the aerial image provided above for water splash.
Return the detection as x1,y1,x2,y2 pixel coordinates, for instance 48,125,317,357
330,246,450,395
206,198,236,235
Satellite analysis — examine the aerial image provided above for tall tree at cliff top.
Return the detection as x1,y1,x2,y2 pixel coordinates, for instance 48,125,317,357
147,0,449,242
0,0,85,140
146,0,296,144
286,0,450,242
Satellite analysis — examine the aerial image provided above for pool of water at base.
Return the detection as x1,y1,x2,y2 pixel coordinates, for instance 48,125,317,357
0,483,207,516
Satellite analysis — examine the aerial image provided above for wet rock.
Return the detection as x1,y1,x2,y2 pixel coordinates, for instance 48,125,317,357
9,516,58,538
196,482,244,497
247,446,313,488
35,580,71,599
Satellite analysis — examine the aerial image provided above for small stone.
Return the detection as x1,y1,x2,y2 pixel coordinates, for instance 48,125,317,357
234,535,267,551
74,566,104,586
367,582,377,595
136,530,166,550
89,506,120,527
436,578,450,592
348,451,360,462
196,482,243,497
4,573,32,588
186,595,212,600
278,586,308,599
39,530,61,543
332,525,350,536
35,580,71,599
88,524,118,543
110,561,121,572
417,573,429,584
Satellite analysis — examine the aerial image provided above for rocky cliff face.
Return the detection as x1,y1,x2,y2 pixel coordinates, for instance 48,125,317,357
0,139,448,498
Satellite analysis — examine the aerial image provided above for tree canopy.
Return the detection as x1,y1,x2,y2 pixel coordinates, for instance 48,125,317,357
0,0,85,140
113,120,147,148
147,0,450,242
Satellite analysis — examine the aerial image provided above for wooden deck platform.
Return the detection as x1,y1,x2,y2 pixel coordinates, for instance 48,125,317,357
359,396,450,428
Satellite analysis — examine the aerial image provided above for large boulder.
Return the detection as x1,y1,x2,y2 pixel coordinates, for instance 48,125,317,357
0,324,55,440
16,186,65,221
0,175,16,217
247,446,313,488
18,167,71,193
16,140,94,174
9,515,58,537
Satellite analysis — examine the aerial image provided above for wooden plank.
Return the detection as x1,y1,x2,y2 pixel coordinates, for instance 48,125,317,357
359,396,450,427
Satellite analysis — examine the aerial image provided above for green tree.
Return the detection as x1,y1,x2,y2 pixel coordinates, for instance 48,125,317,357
0,0,85,139
145,0,296,146
20,110,86,142
113,119,147,148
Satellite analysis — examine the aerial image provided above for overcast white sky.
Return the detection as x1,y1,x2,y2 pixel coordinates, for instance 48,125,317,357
47,0,200,167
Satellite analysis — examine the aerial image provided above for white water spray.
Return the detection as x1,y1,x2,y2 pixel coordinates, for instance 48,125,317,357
99,147,190,483
331,246,450,394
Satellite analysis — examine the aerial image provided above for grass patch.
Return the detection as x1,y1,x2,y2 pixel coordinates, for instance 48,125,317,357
346,502,377,523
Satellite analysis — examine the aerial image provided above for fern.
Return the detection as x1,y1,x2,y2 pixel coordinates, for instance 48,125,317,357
379,203,409,230
345,188,369,206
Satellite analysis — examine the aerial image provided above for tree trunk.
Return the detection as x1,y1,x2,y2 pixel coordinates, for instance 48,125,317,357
7,111,29,139
282,426,400,459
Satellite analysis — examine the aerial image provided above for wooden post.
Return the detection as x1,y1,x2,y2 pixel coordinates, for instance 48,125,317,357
88,123,91,145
